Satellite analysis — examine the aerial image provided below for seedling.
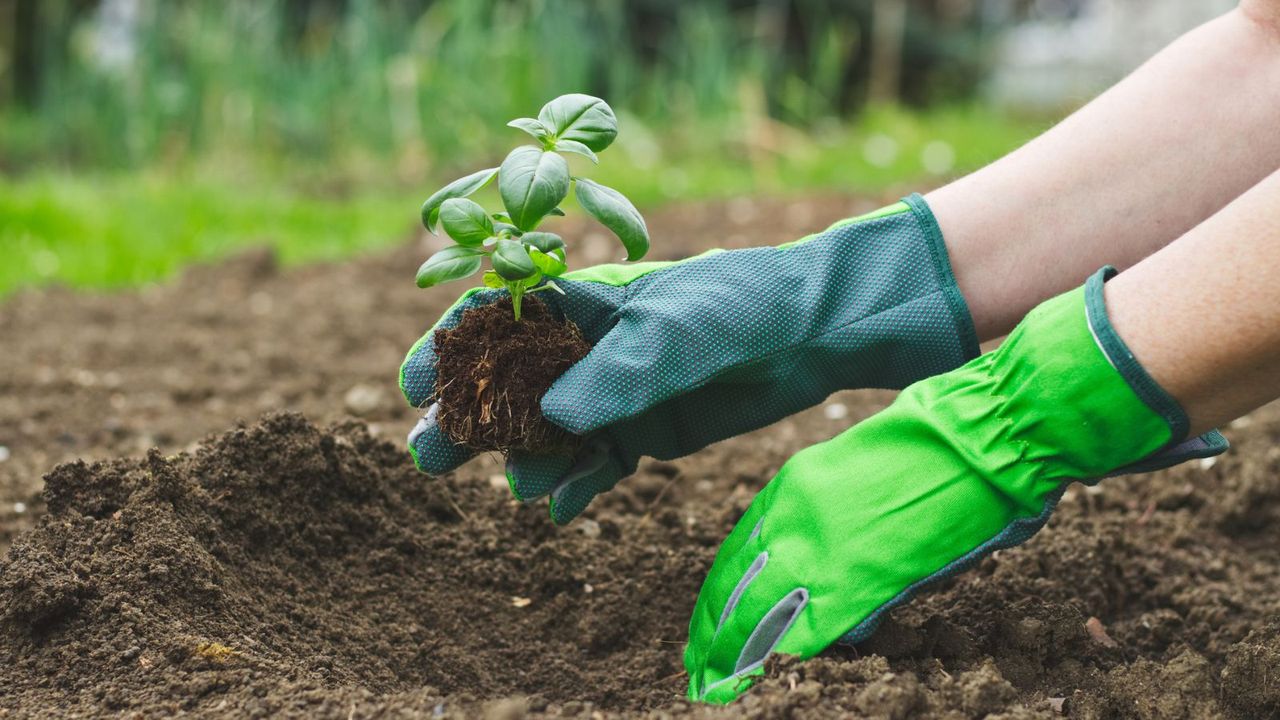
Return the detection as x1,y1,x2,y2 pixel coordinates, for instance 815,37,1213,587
416,94,649,319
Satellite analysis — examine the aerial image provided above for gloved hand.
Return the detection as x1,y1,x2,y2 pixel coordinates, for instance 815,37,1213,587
683,267,1227,703
401,194,980,524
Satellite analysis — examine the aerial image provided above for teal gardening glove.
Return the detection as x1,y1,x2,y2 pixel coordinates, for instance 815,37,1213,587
400,195,980,523
683,267,1228,703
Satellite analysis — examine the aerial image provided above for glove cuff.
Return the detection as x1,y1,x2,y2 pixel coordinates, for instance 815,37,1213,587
902,193,981,364
1082,266,1229,475
1084,266,1190,442
983,268,1227,491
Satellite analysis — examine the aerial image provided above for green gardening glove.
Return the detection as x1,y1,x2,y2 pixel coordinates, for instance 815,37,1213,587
401,194,979,523
684,266,1228,703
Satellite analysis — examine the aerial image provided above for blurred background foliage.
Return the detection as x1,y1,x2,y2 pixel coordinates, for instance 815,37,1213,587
0,0,1225,295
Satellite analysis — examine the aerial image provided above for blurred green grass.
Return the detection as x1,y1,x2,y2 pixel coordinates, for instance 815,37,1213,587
0,172,413,296
0,105,1043,297
1,0,1053,297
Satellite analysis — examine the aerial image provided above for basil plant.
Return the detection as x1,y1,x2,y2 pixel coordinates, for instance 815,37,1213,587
416,94,649,320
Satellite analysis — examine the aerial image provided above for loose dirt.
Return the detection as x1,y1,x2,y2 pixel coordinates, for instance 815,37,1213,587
1,194,1278,718
434,295,590,453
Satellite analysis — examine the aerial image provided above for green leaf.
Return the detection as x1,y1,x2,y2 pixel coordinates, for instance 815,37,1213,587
520,231,565,253
574,178,650,261
508,117,552,144
493,212,512,223
492,238,538,280
499,146,570,231
483,270,505,289
554,139,598,163
548,207,565,216
492,221,520,237
529,248,567,276
537,94,618,152
416,245,484,288
438,198,494,246
420,167,498,233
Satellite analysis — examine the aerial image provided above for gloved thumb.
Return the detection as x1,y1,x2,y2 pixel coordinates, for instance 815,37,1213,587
541,318,672,435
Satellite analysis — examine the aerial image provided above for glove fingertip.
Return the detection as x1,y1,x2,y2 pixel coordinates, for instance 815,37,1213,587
408,409,475,475
399,327,443,407
505,451,573,502
546,448,635,525
547,478,595,525
548,499,576,526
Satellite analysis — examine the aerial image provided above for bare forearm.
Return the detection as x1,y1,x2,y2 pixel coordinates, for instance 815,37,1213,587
1107,166,1280,437
928,6,1280,340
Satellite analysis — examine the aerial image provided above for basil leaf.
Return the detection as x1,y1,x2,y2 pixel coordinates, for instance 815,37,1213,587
574,178,650,261
438,198,494,246
537,94,618,152
520,231,565,253
492,238,538,280
529,248,567,276
508,117,552,144
420,167,498,233
499,146,570,231
415,245,484,288
553,139,598,163
482,270,505,289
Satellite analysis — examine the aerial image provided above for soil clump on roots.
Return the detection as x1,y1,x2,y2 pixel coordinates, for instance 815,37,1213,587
433,296,590,454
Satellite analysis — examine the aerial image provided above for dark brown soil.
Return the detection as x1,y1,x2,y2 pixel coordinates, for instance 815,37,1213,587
434,295,590,454
1,193,1279,718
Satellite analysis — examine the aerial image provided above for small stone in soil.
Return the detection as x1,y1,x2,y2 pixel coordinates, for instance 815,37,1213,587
1085,617,1118,648
343,384,385,417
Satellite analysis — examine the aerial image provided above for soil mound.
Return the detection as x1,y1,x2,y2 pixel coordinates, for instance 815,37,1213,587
0,413,707,716
2,409,1279,718
2,195,1280,717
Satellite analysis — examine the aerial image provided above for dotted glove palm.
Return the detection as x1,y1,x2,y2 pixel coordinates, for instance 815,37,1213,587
683,267,1228,703
400,195,979,523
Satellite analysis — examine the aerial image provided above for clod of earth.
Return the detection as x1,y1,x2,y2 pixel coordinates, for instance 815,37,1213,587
433,296,590,453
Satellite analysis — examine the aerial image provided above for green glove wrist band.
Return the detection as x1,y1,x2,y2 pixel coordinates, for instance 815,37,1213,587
685,267,1227,703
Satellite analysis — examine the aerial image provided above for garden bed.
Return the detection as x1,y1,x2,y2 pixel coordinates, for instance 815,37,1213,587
1,196,1278,718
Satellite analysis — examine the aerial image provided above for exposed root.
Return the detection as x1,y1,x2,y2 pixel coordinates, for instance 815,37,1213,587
433,296,590,454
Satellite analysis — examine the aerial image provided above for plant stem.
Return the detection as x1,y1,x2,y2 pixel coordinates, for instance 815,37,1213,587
510,286,524,321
